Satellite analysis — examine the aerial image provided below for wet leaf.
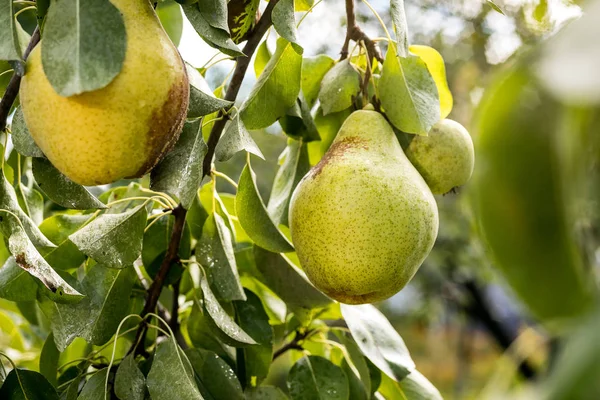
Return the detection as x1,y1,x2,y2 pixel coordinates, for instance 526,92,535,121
69,205,147,268
215,113,264,162
379,44,439,135
151,119,208,209
32,158,106,210
318,60,360,115
197,213,246,301
241,38,302,129
287,355,349,400
236,162,294,253
115,354,146,400
146,339,203,400
341,304,414,382
42,0,126,96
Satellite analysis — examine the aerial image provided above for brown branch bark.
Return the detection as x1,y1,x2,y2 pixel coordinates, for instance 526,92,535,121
202,0,281,177
0,28,40,132
272,329,314,360
339,0,383,64
132,0,281,356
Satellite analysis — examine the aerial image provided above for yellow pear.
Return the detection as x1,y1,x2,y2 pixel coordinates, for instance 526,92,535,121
289,109,439,304
19,0,189,186
405,119,474,194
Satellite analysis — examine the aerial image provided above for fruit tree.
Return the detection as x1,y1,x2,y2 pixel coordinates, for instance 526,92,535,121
0,0,599,398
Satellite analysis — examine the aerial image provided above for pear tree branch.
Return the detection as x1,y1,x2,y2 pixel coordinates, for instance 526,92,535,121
340,0,383,63
0,28,40,132
132,0,281,356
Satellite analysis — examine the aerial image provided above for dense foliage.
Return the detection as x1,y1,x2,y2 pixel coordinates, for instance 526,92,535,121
1,0,600,399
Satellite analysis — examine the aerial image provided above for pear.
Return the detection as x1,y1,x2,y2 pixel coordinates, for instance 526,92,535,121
405,119,474,194
19,0,189,186
289,109,439,304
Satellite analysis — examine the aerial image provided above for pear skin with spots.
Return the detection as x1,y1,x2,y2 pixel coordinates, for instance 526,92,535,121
406,119,475,194
19,0,189,186
289,109,439,304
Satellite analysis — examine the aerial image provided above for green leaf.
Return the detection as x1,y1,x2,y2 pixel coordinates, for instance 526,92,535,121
142,213,191,268
335,332,371,400
32,158,106,210
287,355,349,400
233,289,273,387
187,303,236,363
39,214,88,271
40,333,60,387
115,354,146,400
69,205,147,268
187,194,210,240
197,213,245,301
295,0,313,11
254,40,272,78
236,162,294,253
41,0,126,96
240,275,287,324
0,0,22,61
379,44,440,135
182,3,244,57
0,256,37,301
78,368,109,400
279,96,320,142
11,107,44,158
245,387,289,400
267,140,310,225
146,339,203,400
185,348,244,400
39,265,135,351
156,1,184,46
215,112,264,162
302,55,335,108
0,368,59,399
409,45,453,119
341,304,414,382
200,274,256,346
187,64,232,118
377,371,442,400
318,60,360,115
389,0,409,56
8,229,83,303
253,246,330,309
151,120,208,209
272,0,299,46
197,0,229,32
486,0,505,14
241,38,302,129
0,172,55,249
17,185,43,226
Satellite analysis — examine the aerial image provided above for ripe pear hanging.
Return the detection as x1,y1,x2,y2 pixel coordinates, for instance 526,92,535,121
289,109,439,304
406,119,475,194
19,0,189,186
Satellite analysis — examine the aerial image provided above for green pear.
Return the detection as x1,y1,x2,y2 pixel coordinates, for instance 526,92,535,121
19,0,189,186
405,119,475,194
289,109,439,304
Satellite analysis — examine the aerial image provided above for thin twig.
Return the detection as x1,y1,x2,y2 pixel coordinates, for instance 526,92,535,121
202,0,281,177
339,0,383,64
272,329,313,360
0,28,40,132
131,0,282,356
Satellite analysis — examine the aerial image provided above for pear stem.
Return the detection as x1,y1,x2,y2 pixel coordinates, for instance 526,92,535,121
0,27,40,133
339,0,383,64
132,0,282,356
